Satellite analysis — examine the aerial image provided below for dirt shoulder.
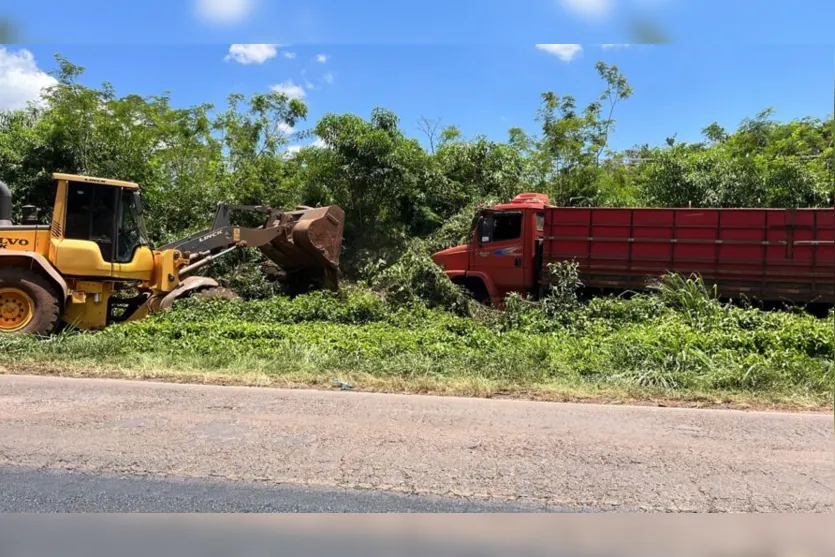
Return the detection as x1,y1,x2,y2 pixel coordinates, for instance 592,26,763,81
1,363,832,413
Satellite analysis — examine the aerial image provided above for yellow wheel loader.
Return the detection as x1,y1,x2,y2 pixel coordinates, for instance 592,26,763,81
0,173,345,336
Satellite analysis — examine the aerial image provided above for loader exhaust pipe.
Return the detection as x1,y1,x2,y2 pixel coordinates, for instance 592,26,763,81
0,181,12,226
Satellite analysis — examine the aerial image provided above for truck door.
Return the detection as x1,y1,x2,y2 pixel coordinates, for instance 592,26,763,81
470,210,527,301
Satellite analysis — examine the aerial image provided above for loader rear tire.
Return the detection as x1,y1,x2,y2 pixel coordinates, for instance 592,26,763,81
0,268,61,336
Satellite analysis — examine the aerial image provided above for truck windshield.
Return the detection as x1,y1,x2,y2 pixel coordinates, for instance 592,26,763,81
478,211,523,243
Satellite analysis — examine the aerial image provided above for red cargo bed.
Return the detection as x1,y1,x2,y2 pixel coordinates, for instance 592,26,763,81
543,207,835,304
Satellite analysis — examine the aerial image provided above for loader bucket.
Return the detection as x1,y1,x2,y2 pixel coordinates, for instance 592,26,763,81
258,205,345,291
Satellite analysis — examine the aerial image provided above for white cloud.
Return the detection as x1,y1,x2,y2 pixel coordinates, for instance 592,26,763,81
282,146,303,160
301,69,316,90
535,44,583,62
316,54,329,64
323,72,334,84
560,0,613,19
196,0,256,25
285,137,328,158
601,43,630,49
225,44,277,65
283,51,297,59
277,122,295,135
0,47,58,111
271,80,306,100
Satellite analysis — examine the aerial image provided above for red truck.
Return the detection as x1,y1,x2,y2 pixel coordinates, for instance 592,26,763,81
431,193,835,306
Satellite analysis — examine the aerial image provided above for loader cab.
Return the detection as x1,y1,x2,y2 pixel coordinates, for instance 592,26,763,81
50,173,154,279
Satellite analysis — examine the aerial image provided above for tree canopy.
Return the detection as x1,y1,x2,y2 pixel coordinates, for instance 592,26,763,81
1,55,831,279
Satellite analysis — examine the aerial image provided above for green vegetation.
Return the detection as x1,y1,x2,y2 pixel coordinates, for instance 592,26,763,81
0,54,832,408
1,276,832,409
1,56,831,276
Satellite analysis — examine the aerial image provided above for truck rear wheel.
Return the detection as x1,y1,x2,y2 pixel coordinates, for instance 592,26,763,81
0,268,61,336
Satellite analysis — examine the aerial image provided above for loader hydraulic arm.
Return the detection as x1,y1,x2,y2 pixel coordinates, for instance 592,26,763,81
161,204,284,272
161,202,345,291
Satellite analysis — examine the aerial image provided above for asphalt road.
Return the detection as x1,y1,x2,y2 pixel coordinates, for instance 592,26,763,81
0,466,552,512
0,374,832,512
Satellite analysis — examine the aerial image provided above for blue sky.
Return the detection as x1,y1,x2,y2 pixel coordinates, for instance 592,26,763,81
1,1,833,153
4,0,835,44
5,43,831,153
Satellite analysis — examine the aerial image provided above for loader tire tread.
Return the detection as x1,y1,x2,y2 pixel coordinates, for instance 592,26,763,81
0,268,61,336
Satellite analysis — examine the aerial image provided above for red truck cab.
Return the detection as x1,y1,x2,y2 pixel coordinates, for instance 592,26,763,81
431,193,550,305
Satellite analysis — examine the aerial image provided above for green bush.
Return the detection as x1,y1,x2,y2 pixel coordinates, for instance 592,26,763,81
370,239,475,316
2,276,831,404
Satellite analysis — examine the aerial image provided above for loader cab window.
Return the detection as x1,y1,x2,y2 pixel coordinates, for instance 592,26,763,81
116,189,150,263
65,181,118,262
477,211,523,244
64,182,149,263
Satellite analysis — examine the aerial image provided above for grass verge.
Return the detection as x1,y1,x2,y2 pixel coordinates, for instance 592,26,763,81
1,284,832,412
1,363,829,412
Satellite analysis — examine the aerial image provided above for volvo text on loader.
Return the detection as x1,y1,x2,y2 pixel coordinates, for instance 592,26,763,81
0,174,344,335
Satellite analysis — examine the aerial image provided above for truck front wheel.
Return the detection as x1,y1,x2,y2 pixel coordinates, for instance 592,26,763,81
454,277,491,305
0,268,61,336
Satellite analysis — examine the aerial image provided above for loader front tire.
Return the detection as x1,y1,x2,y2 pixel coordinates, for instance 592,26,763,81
0,268,61,336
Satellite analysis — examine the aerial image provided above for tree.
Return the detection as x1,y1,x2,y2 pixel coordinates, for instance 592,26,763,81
702,123,728,144
439,125,463,145
434,135,531,208
299,108,443,272
536,93,601,205
1,51,830,293
635,113,833,209
531,61,636,206
417,116,443,154
593,62,634,164
211,91,308,211
0,55,309,242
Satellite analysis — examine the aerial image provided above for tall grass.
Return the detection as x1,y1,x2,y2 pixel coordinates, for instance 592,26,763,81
2,275,832,406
